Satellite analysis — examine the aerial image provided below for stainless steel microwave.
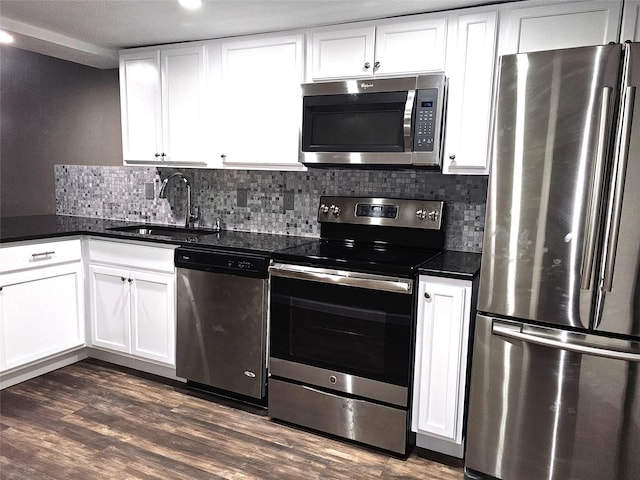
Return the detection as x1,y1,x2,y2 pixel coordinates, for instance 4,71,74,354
300,74,447,168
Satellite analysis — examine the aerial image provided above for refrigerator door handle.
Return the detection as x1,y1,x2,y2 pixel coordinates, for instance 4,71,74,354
602,85,636,293
581,87,614,290
492,320,640,362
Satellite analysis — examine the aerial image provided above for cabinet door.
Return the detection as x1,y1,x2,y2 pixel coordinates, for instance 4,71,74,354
443,10,498,175
0,263,84,372
89,264,130,353
130,269,176,366
309,26,376,80
499,1,623,55
218,34,305,170
161,45,206,164
119,50,162,162
621,0,640,41
413,277,470,443
374,16,447,77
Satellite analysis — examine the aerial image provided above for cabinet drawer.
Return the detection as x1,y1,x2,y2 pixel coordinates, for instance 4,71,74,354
88,239,175,273
0,239,82,274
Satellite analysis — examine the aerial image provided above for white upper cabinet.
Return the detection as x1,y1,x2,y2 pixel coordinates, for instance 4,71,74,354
308,15,447,81
443,9,498,175
621,0,640,41
375,17,447,77
309,26,376,80
119,44,206,165
499,0,623,55
211,33,305,170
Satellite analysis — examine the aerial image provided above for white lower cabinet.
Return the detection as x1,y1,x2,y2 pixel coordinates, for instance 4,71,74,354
88,240,176,367
412,275,473,458
0,239,85,386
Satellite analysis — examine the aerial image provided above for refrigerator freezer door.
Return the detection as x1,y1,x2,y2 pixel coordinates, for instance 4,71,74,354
479,45,622,329
597,42,640,337
465,314,640,480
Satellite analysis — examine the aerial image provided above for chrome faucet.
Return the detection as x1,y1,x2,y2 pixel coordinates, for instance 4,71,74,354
158,172,198,228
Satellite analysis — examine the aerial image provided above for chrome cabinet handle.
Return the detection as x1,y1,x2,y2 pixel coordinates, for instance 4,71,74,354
31,251,55,259
581,87,613,290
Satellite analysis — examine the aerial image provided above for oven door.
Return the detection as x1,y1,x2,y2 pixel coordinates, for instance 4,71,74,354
269,263,414,393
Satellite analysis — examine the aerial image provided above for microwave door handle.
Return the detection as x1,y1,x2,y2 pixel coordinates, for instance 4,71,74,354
404,90,416,151
602,85,636,293
581,87,613,290
492,321,640,362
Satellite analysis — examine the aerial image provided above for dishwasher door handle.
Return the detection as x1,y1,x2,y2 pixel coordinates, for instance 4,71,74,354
269,263,412,294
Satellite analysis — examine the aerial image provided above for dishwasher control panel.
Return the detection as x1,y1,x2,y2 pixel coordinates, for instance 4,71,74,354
175,247,270,278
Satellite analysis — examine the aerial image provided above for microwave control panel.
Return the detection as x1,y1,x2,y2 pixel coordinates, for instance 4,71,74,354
413,88,439,152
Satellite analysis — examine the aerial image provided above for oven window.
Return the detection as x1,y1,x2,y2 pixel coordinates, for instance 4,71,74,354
302,91,407,152
270,276,413,386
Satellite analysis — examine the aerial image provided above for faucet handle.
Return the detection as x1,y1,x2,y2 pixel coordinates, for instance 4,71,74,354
190,205,200,223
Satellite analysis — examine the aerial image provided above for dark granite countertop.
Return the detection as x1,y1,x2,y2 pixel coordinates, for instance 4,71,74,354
0,215,315,256
419,250,482,280
1,215,482,277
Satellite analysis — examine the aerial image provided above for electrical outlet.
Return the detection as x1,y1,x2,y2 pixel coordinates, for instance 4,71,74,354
283,190,295,211
237,188,248,207
144,183,155,200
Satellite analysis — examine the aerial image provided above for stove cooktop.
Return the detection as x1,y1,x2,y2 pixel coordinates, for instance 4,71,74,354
272,239,442,277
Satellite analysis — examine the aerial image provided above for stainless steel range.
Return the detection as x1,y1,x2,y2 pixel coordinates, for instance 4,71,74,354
268,196,445,455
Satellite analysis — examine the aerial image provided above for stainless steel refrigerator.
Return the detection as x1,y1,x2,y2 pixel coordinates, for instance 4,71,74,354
464,43,640,480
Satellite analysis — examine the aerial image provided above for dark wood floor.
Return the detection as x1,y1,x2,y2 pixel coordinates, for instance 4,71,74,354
0,360,464,479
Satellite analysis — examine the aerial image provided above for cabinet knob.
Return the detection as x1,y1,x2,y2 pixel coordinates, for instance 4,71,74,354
364,62,371,69
424,292,431,300
128,278,133,283
155,153,161,158
121,277,126,282
374,61,380,69
221,154,226,159
449,154,456,160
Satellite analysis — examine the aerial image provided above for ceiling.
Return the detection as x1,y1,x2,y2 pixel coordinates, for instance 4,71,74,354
0,0,504,69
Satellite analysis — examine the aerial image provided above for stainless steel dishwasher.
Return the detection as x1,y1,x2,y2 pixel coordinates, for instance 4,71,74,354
175,247,269,400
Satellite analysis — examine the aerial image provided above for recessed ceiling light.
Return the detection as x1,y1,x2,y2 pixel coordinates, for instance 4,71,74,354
0,30,14,44
179,0,202,9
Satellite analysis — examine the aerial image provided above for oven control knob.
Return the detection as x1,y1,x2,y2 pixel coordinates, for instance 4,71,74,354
428,210,440,222
415,209,427,220
319,203,330,214
329,205,341,217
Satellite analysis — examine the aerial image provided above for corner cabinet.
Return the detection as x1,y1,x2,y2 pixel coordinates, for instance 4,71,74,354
88,239,177,367
209,33,305,170
412,275,473,458
119,44,207,166
307,15,447,81
0,239,85,387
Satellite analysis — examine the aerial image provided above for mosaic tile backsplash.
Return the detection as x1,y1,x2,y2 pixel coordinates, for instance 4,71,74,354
55,165,488,252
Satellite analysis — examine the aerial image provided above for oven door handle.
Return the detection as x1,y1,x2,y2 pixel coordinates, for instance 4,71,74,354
268,263,413,294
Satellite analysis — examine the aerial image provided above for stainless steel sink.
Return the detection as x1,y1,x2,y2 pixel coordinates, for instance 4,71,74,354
109,225,219,241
